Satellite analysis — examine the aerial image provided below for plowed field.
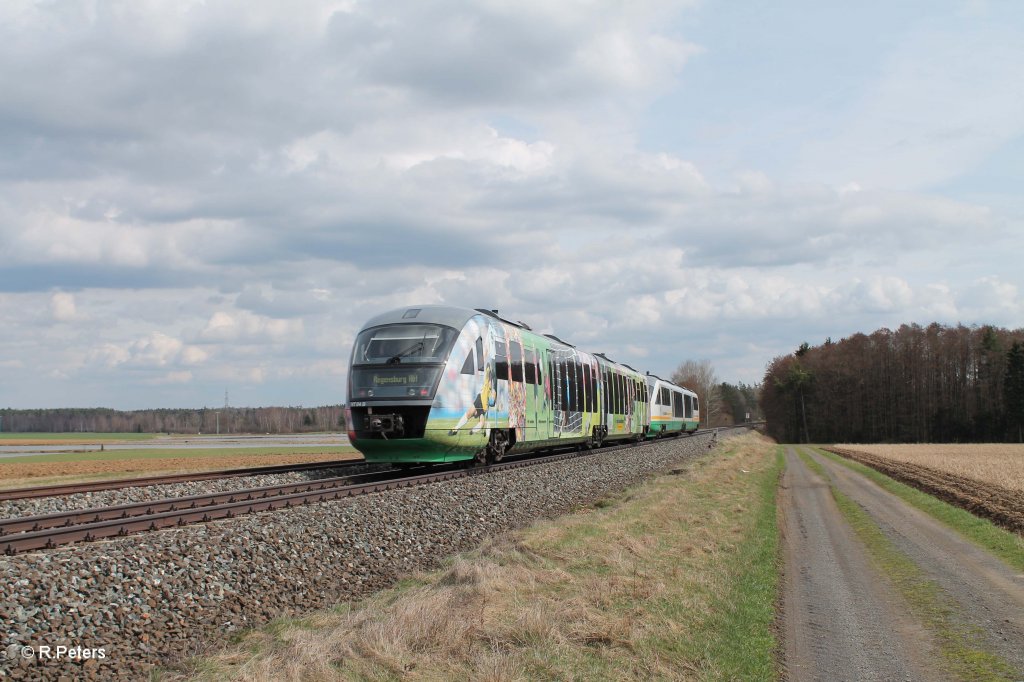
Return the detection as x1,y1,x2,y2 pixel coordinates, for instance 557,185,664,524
825,446,1024,534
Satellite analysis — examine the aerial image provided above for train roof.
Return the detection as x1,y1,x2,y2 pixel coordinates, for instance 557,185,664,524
357,305,480,332
645,372,698,395
357,306,648,378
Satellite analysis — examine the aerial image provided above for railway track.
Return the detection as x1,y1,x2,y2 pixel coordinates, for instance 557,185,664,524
0,426,748,555
0,458,366,501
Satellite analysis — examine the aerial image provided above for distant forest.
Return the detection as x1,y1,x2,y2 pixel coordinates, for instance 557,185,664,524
761,323,1024,443
0,406,346,435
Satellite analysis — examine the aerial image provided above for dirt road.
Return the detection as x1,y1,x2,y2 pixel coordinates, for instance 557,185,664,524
780,446,940,681
780,445,1024,681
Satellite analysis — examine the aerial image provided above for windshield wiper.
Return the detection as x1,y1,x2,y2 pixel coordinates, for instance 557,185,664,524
386,340,424,364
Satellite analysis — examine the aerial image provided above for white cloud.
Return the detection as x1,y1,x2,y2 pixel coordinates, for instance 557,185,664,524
0,1,1021,408
49,292,78,321
199,311,304,343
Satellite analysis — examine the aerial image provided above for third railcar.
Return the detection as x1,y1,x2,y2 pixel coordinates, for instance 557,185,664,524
346,305,698,464
646,374,700,436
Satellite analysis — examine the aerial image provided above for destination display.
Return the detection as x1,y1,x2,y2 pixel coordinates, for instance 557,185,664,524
349,366,442,399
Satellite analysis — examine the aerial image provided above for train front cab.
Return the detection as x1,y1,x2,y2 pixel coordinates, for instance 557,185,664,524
347,308,474,463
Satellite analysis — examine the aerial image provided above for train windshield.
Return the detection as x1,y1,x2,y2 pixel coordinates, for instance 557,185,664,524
352,324,457,365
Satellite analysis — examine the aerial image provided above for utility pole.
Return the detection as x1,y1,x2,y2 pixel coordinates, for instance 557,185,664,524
216,412,220,435
222,388,229,434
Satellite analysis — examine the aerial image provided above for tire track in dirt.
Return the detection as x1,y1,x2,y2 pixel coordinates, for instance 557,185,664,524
780,446,942,681
807,448,1024,675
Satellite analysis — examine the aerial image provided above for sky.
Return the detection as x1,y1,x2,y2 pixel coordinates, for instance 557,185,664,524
1,0,1022,410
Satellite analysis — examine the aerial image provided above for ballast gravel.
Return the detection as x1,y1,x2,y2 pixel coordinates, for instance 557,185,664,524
0,463,385,520
1,431,733,680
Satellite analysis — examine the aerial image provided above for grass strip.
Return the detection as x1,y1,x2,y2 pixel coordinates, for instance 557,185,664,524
795,448,1019,682
691,444,784,681
0,432,159,442
165,432,783,681
811,447,1024,572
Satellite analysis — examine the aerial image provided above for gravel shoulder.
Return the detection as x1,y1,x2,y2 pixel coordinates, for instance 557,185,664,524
779,446,943,682
1,433,726,681
807,447,1024,674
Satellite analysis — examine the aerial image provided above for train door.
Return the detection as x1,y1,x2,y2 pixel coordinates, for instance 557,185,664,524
523,345,539,441
487,333,503,430
598,364,606,432
538,347,552,440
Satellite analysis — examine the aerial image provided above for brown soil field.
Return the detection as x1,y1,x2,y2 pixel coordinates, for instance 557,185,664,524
826,446,1024,535
0,452,361,488
832,443,1024,492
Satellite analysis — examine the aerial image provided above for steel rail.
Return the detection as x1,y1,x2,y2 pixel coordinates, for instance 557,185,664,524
0,459,368,501
0,464,439,536
0,425,753,555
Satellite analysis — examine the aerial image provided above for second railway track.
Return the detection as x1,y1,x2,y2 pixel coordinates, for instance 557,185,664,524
0,458,365,501
0,428,739,555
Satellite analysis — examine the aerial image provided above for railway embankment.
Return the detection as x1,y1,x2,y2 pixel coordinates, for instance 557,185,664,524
1,431,744,681
164,431,781,680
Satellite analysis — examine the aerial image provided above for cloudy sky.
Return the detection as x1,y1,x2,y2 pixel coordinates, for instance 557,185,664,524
1,0,1021,410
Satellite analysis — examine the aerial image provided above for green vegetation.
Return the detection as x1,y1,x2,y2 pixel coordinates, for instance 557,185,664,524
166,432,782,681
797,448,1019,682
0,446,356,465
812,447,1024,572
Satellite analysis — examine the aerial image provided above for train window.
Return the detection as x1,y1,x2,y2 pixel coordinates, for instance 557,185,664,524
566,361,574,411
608,371,615,413
353,324,457,365
566,360,573,411
460,352,475,375
606,370,613,413
672,391,684,418
510,341,524,382
589,365,597,412
684,394,692,418
549,359,558,408
560,359,570,410
582,364,591,412
574,360,583,412
616,373,624,413
495,344,508,381
660,387,670,406
693,397,699,412
568,361,578,411
576,360,585,411
524,348,536,384
475,337,484,372
565,360,573,410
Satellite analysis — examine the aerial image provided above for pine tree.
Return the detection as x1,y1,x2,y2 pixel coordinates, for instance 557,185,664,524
1005,341,1024,442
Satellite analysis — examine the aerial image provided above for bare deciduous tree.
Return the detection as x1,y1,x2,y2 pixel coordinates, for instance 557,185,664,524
671,359,722,426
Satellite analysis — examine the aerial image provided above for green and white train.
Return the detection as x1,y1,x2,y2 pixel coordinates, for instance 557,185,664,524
347,305,700,464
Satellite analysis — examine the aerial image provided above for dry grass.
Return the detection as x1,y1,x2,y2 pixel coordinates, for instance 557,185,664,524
169,431,781,682
834,444,1024,492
